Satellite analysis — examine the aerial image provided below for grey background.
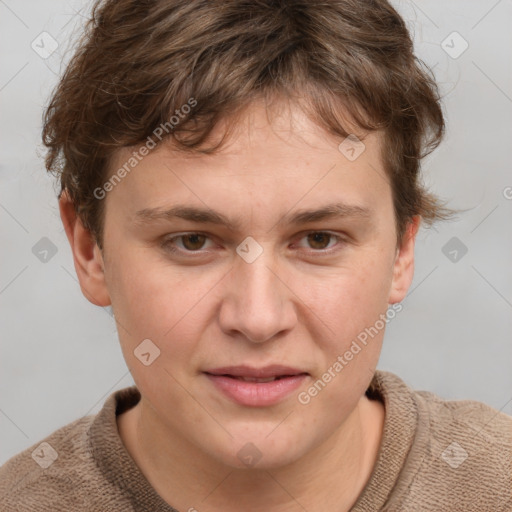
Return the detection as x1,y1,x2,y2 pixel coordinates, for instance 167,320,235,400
1,0,511,465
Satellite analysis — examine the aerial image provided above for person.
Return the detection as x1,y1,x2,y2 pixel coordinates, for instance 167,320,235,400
1,0,511,510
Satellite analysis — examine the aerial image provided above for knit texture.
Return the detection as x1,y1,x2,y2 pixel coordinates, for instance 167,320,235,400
1,370,511,511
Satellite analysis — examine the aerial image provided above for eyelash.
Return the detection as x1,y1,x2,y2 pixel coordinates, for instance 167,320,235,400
161,231,346,257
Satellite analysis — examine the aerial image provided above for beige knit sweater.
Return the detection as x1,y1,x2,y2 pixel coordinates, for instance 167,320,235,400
1,370,511,511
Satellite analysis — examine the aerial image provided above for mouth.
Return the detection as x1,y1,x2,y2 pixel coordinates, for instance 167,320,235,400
203,365,309,407
212,375,296,382
204,364,308,380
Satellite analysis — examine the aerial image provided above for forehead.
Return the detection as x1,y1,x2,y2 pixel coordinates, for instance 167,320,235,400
105,100,390,221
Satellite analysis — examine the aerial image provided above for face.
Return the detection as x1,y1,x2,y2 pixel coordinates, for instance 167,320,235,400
65,99,417,470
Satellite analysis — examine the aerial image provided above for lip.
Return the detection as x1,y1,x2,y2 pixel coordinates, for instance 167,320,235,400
204,365,309,407
205,365,306,378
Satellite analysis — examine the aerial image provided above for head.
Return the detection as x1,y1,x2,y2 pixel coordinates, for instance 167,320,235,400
46,0,454,469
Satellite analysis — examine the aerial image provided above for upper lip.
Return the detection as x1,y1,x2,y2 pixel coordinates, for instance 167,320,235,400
204,365,308,378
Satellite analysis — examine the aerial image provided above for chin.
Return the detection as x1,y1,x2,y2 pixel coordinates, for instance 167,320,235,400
210,432,310,471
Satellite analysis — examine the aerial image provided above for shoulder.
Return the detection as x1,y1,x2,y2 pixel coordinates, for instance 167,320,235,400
0,414,90,510
414,386,512,463
0,412,131,511
387,373,512,510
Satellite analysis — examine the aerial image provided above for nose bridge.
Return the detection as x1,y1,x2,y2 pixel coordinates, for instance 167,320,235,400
219,243,295,343
237,251,278,305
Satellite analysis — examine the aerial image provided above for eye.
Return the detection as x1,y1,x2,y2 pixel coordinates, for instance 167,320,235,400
295,231,344,253
162,232,215,253
161,230,346,257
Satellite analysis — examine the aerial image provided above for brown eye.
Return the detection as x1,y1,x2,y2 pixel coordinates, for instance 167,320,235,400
180,233,207,251
162,232,214,254
306,232,334,250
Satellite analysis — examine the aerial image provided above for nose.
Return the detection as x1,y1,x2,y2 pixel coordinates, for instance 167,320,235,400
218,250,297,344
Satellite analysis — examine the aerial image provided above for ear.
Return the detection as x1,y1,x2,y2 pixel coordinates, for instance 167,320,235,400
59,190,111,307
388,215,421,304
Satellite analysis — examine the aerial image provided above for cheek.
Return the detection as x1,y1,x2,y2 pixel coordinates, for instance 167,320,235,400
303,256,394,349
106,252,204,364
296,272,389,422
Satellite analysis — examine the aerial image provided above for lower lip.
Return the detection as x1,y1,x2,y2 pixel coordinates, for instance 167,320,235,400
205,373,308,407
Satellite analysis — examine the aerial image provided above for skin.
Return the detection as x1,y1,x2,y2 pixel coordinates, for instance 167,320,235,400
60,98,419,512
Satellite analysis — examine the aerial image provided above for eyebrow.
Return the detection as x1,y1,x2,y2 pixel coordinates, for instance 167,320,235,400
133,202,372,231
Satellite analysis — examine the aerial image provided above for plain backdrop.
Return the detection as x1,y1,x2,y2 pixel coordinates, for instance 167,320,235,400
1,0,511,465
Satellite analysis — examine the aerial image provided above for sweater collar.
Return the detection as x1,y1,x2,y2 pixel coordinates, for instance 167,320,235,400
90,370,420,511
351,370,421,510
89,385,178,511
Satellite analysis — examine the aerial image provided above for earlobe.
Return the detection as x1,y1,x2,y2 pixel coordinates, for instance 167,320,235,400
59,190,111,307
388,216,421,304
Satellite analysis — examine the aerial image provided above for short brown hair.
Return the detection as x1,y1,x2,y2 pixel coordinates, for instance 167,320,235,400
42,0,455,251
